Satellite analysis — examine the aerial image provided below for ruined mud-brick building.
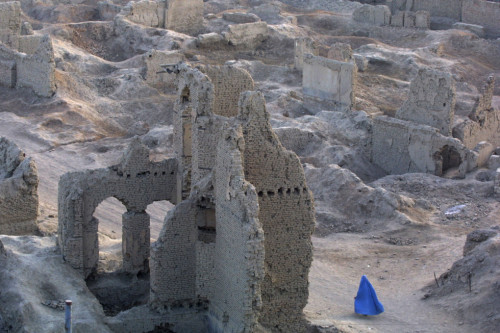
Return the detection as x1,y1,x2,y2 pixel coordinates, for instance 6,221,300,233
0,137,38,235
0,1,56,97
58,63,315,332
371,68,500,178
120,0,204,35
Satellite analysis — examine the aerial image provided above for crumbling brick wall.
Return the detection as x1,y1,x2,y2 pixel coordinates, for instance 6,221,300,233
58,139,178,277
122,0,203,35
238,92,315,332
203,66,255,118
453,75,500,149
149,197,198,307
0,137,38,235
165,0,204,36
0,1,21,49
16,35,56,97
371,116,475,177
396,68,456,136
174,64,254,201
209,124,265,332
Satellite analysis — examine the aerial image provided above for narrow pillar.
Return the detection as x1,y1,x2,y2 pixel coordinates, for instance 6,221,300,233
122,211,150,274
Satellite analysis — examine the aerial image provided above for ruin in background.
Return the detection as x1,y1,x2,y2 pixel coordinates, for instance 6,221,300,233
58,64,315,332
302,53,357,112
371,68,499,178
121,0,204,35
0,1,56,97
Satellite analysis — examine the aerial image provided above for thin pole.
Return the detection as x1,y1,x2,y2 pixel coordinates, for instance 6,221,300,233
65,300,72,333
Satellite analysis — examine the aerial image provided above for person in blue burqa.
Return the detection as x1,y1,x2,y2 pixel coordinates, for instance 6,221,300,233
354,275,384,315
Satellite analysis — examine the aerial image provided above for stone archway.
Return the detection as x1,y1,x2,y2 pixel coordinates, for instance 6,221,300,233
58,139,178,278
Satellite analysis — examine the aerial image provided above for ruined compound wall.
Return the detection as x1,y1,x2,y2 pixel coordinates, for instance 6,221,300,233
122,0,203,35
371,116,474,177
123,0,165,28
0,32,55,97
144,50,184,91
16,35,56,97
174,64,254,201
0,137,38,235
462,0,500,37
58,140,177,277
203,66,255,118
238,92,315,332
453,75,500,148
303,54,356,111
174,64,215,201
0,1,21,49
149,198,198,308
165,0,203,36
396,68,455,136
208,125,265,332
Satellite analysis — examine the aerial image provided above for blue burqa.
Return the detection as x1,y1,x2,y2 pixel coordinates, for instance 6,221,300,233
354,275,384,315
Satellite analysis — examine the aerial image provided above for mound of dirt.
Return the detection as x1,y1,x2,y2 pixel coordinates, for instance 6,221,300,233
423,228,500,332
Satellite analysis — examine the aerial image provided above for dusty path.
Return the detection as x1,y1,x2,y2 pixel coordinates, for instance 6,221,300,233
306,233,470,333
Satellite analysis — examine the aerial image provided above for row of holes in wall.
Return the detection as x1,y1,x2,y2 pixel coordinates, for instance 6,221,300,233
258,187,308,197
114,170,175,178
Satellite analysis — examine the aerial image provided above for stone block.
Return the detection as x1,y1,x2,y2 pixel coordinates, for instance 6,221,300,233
396,68,455,136
222,12,260,24
165,0,204,35
303,54,356,111
415,10,430,29
197,32,224,48
473,141,495,167
223,22,268,49
390,10,404,27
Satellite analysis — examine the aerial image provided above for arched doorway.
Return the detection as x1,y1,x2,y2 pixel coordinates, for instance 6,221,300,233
94,197,127,273
86,197,175,316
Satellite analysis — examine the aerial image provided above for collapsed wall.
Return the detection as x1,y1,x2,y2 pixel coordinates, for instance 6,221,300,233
0,137,38,235
371,116,475,177
453,75,500,149
58,139,177,277
0,2,56,97
122,0,203,35
396,68,456,136
208,124,265,332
